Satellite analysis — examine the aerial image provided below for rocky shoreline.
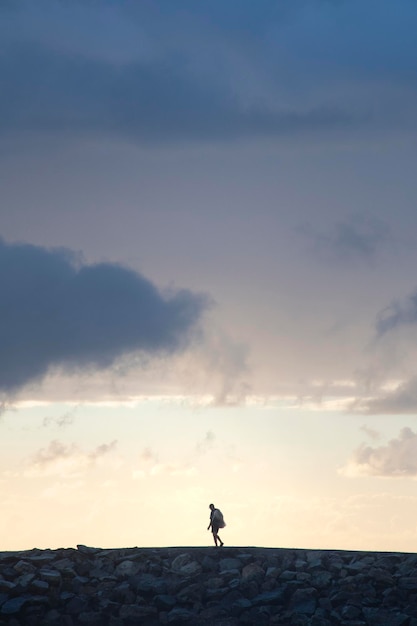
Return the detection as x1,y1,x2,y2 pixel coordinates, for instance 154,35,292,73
1,545,417,625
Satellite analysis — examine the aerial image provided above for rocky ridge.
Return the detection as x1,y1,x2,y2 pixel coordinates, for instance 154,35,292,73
1,545,417,625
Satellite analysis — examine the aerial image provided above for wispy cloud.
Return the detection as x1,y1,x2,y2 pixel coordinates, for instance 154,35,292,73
360,424,381,441
300,215,392,266
340,427,417,478
132,446,197,479
24,439,118,477
376,291,417,336
43,406,78,428
195,431,215,455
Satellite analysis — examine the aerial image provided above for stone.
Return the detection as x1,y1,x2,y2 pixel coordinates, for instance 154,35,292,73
177,581,203,603
171,553,201,576
312,570,332,588
289,588,317,615
219,558,242,571
65,596,89,614
0,579,17,592
30,579,49,593
40,569,62,585
114,560,138,577
341,604,362,619
166,607,195,623
251,590,284,606
78,612,102,625
154,594,177,610
135,572,168,594
13,560,36,574
241,563,264,582
266,566,280,577
1,596,29,614
77,545,101,556
398,577,417,590
119,604,158,620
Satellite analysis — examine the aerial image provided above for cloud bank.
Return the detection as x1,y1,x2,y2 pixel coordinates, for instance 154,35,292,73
0,42,355,145
340,427,417,478
8,0,417,146
0,238,207,393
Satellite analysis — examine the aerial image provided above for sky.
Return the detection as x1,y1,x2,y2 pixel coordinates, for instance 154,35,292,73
2,0,417,552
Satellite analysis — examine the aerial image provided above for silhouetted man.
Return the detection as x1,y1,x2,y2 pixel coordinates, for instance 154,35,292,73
207,503,225,547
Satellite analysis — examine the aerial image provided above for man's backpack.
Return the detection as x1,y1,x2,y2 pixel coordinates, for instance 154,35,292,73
213,509,226,528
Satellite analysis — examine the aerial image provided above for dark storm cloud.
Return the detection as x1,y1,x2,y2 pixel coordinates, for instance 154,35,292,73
0,42,355,144
0,239,207,392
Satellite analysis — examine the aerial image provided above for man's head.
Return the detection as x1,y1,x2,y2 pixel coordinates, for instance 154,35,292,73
209,503,215,511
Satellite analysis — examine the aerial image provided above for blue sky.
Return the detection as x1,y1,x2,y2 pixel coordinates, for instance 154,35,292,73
2,0,417,551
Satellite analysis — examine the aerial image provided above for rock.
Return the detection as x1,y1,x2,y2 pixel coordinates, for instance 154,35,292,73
65,596,89,614
114,560,138,578
119,604,158,620
251,589,284,606
154,594,177,610
30,579,49,593
1,596,29,614
398,576,417,590
0,546,417,624
266,566,280,577
166,607,195,623
171,553,201,576
241,563,264,582
219,558,242,571
312,570,332,588
135,572,168,594
40,569,62,585
341,604,362,619
78,612,102,625
0,580,17,592
77,545,101,556
289,587,317,615
13,560,36,575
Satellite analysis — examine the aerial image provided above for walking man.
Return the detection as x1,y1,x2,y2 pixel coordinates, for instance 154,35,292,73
207,503,225,547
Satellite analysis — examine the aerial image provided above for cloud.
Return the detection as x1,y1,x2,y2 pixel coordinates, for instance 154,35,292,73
25,439,118,477
360,424,381,441
174,327,251,406
300,215,392,265
43,406,78,428
376,290,417,336
0,238,207,393
3,1,417,146
340,427,417,477
354,377,417,415
0,41,358,145
196,431,216,455
132,446,197,479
